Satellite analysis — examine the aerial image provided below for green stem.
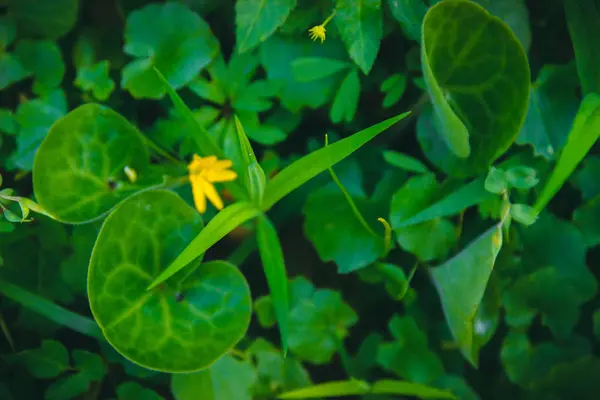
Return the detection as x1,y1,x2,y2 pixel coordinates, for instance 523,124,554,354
0,279,104,340
143,136,183,165
322,9,337,26
325,135,378,237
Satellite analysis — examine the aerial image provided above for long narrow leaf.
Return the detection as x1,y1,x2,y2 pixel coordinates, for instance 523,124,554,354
371,380,456,399
0,279,103,340
148,202,262,289
278,380,371,399
534,94,600,213
256,216,289,354
261,112,411,210
394,177,492,228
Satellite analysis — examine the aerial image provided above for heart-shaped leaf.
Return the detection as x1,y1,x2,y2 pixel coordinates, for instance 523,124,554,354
88,190,252,372
33,103,162,224
419,0,530,176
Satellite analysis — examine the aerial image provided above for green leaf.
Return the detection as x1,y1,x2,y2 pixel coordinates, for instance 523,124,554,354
390,174,457,261
534,94,600,213
371,380,457,399
256,216,289,354
394,177,492,228
386,0,427,42
10,340,69,379
383,150,429,173
505,166,539,190
33,103,161,224
259,277,357,364
117,382,163,400
88,190,251,372
510,203,537,226
484,167,508,194
594,310,600,340
380,74,408,108
0,108,18,135
430,223,503,366
75,60,116,101
122,2,219,99
7,0,79,39
574,195,600,247
420,0,530,174
278,379,371,399
262,111,410,210
472,0,531,51
359,263,410,301
377,315,444,383
249,338,312,397
259,35,347,111
254,296,276,328
235,0,297,53
565,0,600,95
148,201,261,289
335,0,383,74
171,355,257,400
572,156,600,201
0,16,16,49
9,91,66,171
330,68,361,124
45,351,106,400
516,63,580,160
291,57,351,82
14,40,65,95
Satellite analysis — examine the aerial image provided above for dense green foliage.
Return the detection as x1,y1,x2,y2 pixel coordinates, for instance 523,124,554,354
1,0,600,399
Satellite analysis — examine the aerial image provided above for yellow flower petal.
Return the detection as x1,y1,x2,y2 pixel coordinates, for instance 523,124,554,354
190,176,207,213
200,179,224,210
203,169,237,183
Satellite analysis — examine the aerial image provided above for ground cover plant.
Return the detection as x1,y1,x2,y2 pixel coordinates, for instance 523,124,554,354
1,0,600,398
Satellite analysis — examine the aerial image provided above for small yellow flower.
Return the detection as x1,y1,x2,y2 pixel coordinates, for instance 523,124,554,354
188,154,237,213
308,10,336,43
309,25,327,43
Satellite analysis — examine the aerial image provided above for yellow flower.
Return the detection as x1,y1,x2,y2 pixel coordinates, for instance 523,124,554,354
308,10,336,43
309,25,327,43
188,154,237,213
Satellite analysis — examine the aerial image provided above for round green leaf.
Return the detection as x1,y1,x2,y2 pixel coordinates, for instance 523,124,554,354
121,2,219,99
419,0,530,176
88,190,252,373
33,103,161,224
7,0,79,39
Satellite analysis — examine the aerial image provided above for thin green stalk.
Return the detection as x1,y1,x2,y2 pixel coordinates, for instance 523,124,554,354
0,279,103,340
143,136,183,165
325,135,378,237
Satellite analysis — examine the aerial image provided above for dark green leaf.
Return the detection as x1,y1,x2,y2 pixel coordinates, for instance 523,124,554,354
510,203,537,226
335,0,383,74
516,63,580,159
574,195,600,246
9,340,69,379
387,0,427,42
235,0,297,53
291,57,351,82
534,94,600,213
430,223,503,366
420,0,530,175
572,155,600,201
472,0,531,51
88,190,252,372
75,60,115,101
383,150,429,173
14,40,64,95
117,382,163,400
390,174,457,261
565,0,600,95
256,216,289,354
330,68,360,124
377,315,445,383
7,0,79,39
505,166,539,190
380,73,408,108
122,2,219,99
33,103,161,224
171,355,256,400
484,167,507,194
371,380,457,399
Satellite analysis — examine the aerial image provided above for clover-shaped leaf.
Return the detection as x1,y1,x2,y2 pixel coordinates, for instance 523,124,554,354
33,103,163,224
88,190,252,372
419,0,530,176
122,2,219,99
